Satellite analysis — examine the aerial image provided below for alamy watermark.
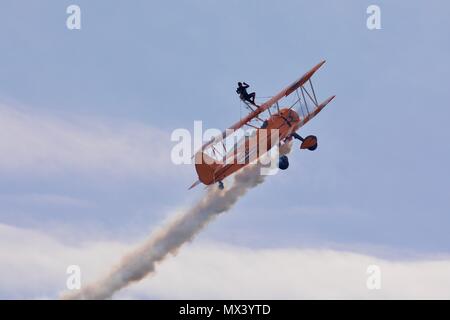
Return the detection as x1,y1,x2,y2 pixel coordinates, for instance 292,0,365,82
66,5,81,30
366,264,382,290
171,121,283,176
66,265,81,290
367,5,381,30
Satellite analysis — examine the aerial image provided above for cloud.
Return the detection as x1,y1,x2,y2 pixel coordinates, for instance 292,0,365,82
0,193,92,208
0,104,173,178
140,244,450,300
0,223,129,299
1,222,450,299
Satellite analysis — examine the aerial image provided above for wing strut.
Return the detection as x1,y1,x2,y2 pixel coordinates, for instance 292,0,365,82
300,86,309,115
309,79,318,105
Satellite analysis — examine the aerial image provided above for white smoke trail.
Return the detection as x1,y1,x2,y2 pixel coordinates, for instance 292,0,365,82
61,164,269,299
62,142,292,299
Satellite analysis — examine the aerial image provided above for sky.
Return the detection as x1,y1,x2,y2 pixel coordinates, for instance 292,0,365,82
0,0,450,299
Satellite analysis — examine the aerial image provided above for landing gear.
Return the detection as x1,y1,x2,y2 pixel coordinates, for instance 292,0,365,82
218,181,224,190
292,133,318,151
278,155,289,170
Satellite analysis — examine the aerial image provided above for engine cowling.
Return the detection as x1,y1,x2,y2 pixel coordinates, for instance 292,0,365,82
300,135,318,151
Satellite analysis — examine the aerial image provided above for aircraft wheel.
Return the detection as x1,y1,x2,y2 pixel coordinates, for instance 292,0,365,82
278,155,289,170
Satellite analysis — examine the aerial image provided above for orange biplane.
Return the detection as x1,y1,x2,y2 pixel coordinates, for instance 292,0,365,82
190,61,335,190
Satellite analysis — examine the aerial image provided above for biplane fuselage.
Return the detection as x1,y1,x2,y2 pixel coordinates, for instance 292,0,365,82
195,108,301,186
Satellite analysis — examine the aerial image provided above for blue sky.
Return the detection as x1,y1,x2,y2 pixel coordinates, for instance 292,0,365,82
1,0,450,298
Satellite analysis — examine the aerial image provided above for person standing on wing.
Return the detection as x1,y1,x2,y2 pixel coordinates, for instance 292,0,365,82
236,82,258,106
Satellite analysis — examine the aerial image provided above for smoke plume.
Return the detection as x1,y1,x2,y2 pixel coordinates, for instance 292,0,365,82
62,153,282,299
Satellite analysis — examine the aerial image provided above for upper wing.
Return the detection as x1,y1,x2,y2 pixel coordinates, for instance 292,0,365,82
198,60,327,153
